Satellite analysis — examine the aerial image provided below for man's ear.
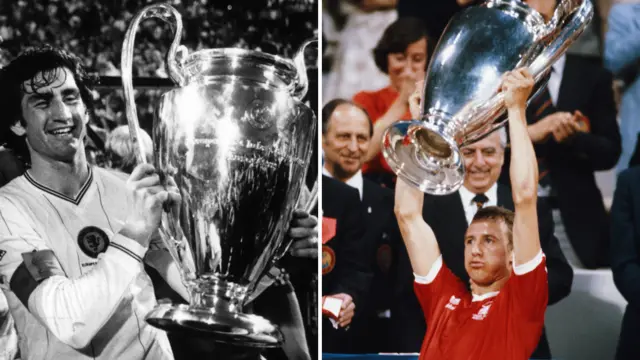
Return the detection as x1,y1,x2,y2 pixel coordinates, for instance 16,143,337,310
10,120,26,136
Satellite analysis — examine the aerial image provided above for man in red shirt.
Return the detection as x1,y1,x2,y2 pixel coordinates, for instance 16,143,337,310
394,68,547,360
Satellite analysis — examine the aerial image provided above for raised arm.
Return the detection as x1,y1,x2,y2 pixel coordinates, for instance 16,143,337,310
502,69,541,266
394,179,440,276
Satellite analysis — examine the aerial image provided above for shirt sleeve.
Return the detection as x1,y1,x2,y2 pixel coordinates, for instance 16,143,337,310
507,250,548,322
0,196,147,349
413,256,466,323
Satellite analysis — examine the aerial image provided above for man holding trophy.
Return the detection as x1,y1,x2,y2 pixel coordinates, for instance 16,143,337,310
395,68,547,359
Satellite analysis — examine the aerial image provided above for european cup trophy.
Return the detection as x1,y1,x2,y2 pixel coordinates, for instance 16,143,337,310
121,4,317,347
381,0,593,195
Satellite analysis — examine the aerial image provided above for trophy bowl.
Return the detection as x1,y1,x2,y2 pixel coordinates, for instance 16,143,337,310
121,4,317,347
381,0,593,195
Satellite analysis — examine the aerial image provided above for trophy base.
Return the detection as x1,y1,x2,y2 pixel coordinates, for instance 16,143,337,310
146,303,283,348
382,119,464,195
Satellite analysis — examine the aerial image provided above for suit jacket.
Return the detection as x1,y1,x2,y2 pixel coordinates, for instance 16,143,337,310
346,178,402,353
501,54,621,268
391,184,573,359
321,176,373,353
610,166,640,360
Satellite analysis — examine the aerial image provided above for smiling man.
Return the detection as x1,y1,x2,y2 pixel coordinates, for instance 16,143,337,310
392,70,573,359
321,99,402,352
0,46,183,360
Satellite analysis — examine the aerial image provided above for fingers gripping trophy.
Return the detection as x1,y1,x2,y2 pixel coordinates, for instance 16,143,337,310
121,4,317,347
382,0,593,194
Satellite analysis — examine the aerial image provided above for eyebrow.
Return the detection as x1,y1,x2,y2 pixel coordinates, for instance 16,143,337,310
26,88,80,104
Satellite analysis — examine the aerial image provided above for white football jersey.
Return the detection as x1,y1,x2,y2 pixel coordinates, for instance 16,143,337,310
0,167,173,360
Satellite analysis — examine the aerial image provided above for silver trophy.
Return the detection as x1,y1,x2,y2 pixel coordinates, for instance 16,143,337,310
121,4,317,347
381,0,593,195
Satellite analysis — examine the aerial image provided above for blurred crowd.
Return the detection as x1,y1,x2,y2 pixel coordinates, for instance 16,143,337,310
322,0,640,359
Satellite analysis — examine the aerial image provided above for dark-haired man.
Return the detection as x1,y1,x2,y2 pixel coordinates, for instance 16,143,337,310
395,69,550,359
0,46,181,359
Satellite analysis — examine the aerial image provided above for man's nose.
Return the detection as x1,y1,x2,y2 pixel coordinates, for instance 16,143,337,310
347,137,359,152
471,241,482,255
473,150,486,166
49,99,72,121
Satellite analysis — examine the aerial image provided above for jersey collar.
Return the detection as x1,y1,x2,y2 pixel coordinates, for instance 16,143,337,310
24,166,93,205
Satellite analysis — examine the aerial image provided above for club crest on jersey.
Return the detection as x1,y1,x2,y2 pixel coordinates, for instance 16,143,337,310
472,302,493,321
445,295,461,310
77,226,110,258
0,249,6,262
322,245,336,275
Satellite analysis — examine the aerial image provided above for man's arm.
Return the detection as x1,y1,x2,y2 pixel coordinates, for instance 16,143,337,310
610,168,640,306
604,4,640,75
503,69,542,266
0,164,179,349
394,179,440,277
0,203,147,349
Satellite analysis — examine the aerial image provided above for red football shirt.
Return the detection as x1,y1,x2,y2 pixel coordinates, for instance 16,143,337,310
414,252,548,360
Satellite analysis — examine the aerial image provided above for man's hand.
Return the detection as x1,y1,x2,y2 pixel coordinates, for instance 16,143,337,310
288,210,318,259
501,68,535,112
120,164,181,247
328,293,356,328
528,111,582,143
397,68,423,104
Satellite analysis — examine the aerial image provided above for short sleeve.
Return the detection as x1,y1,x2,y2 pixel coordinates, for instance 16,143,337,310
507,250,548,322
413,256,466,322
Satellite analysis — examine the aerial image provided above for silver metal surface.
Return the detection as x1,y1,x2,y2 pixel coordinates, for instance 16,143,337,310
121,4,317,347
381,0,593,195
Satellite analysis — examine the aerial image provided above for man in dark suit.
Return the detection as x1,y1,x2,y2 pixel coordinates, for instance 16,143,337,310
500,53,621,269
610,166,640,360
321,175,373,353
321,98,401,352
393,128,574,359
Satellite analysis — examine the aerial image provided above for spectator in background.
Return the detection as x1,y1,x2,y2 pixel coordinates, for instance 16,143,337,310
610,165,640,360
353,18,431,189
499,0,621,269
604,1,640,171
322,98,401,353
105,125,153,173
321,176,372,354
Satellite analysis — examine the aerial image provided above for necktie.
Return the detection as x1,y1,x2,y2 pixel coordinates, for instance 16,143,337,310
472,193,489,210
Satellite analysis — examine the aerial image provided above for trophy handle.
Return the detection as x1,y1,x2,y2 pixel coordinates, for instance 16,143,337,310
529,0,593,82
121,3,186,165
291,39,318,100
462,0,593,145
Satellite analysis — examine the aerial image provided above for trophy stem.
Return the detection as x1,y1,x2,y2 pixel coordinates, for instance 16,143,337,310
145,278,283,348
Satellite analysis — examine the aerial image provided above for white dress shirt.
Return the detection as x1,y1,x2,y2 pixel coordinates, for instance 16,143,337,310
322,166,364,200
547,54,566,106
458,183,498,225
